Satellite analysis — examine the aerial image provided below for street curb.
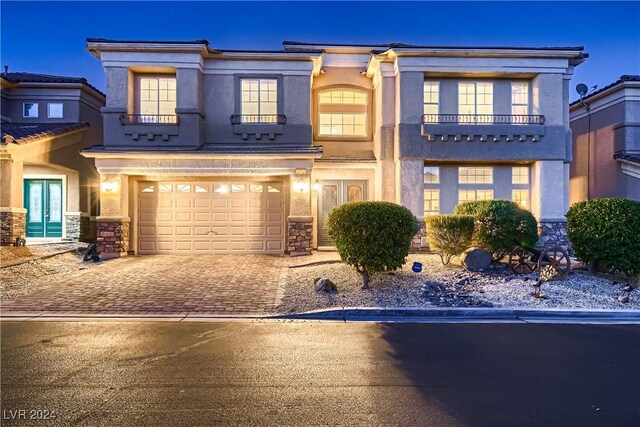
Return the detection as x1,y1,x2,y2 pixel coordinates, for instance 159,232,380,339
2,307,639,324
273,307,640,323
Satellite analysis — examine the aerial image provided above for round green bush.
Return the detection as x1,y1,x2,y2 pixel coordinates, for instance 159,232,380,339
454,200,538,261
566,198,640,276
327,202,420,289
425,214,474,265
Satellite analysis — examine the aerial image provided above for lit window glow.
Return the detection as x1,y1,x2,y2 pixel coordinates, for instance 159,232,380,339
458,82,493,123
424,166,440,184
512,82,529,117
423,81,439,116
512,190,530,208
512,166,529,184
459,189,494,203
459,167,493,184
241,79,277,122
424,189,440,216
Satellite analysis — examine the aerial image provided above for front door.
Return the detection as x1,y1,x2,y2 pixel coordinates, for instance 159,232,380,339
24,179,63,238
318,180,367,247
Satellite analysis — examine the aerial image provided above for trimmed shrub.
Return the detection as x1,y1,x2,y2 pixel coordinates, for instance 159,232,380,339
425,215,474,265
327,202,420,289
566,198,640,276
454,200,538,261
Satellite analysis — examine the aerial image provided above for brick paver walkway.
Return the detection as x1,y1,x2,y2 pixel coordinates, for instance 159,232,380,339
1,255,288,315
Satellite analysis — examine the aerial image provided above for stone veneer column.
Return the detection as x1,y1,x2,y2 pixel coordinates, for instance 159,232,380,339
0,208,26,246
287,216,313,256
288,173,313,256
96,218,130,259
65,212,82,241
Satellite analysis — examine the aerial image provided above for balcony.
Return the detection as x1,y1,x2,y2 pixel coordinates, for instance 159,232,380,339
230,114,287,140
396,111,565,162
423,114,545,125
421,113,546,143
120,114,179,125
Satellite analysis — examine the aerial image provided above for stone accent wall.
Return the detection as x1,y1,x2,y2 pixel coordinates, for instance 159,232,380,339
410,219,427,252
0,211,26,246
538,221,572,255
288,216,313,256
79,216,91,242
65,214,81,241
96,220,130,259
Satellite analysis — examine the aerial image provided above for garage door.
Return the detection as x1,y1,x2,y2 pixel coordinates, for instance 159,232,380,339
138,181,285,254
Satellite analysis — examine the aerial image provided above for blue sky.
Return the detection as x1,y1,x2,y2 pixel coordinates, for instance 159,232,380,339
1,1,639,100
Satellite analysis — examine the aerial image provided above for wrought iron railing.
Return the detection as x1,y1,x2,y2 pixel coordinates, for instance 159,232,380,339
422,114,546,125
230,114,287,125
120,114,179,125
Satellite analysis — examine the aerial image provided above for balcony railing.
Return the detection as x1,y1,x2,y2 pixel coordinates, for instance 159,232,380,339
120,114,179,125
422,114,546,125
230,114,287,125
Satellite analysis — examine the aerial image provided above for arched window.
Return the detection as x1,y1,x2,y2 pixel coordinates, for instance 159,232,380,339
317,88,369,138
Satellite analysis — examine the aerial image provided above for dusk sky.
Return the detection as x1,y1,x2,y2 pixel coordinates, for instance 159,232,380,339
2,1,639,101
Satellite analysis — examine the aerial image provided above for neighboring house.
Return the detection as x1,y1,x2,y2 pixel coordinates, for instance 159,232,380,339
0,71,105,245
84,38,586,258
569,75,640,203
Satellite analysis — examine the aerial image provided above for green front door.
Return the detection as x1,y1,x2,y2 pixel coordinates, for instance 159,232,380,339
24,179,63,238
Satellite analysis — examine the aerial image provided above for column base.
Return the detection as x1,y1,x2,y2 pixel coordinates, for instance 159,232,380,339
287,216,313,257
410,219,427,252
538,220,572,255
0,208,27,246
96,217,130,258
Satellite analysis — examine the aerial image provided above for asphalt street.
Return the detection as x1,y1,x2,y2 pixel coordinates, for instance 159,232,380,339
1,321,639,426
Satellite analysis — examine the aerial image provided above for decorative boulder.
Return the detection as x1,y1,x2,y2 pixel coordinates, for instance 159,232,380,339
461,247,492,271
314,277,337,292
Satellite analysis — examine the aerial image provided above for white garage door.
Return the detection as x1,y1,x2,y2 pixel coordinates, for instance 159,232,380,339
138,181,285,254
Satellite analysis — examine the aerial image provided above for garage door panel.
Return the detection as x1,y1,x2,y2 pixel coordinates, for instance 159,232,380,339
194,212,210,222
267,226,283,236
194,199,211,208
266,212,282,222
175,212,192,222
138,180,284,254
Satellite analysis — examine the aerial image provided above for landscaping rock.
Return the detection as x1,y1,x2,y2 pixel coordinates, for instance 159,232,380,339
461,247,492,271
314,277,337,292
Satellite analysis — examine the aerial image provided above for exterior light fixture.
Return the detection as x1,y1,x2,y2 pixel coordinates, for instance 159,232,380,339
312,180,320,191
101,180,118,193
294,181,309,193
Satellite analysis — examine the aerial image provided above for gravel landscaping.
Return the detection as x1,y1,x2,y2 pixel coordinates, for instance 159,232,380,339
278,253,640,313
0,245,101,301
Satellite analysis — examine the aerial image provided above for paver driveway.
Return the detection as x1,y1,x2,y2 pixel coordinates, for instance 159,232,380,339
1,255,288,315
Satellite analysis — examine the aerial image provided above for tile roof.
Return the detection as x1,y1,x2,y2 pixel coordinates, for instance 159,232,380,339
570,75,640,106
1,72,105,97
614,151,640,166
1,122,89,145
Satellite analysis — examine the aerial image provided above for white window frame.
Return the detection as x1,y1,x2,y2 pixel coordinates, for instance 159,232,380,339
317,88,369,138
424,166,440,184
240,78,278,123
23,102,39,118
47,102,63,118
512,189,530,209
458,82,493,123
511,82,529,117
458,189,494,203
137,76,177,123
459,167,493,184
424,189,440,216
512,166,529,185
423,81,439,121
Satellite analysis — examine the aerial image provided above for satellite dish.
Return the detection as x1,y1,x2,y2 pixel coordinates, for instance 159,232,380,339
576,83,589,97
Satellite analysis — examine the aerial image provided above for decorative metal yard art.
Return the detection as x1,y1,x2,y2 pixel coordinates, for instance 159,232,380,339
508,239,571,280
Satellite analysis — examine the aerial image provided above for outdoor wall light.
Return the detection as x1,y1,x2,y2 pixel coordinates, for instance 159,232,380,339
294,181,309,193
312,180,320,191
100,181,118,193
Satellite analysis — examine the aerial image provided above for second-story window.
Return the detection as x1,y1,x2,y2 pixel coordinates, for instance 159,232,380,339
511,82,529,116
317,88,368,138
138,76,177,123
23,103,39,118
241,79,278,123
458,82,493,124
423,81,439,120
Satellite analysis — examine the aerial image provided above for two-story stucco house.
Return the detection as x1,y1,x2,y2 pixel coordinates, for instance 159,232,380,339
570,75,640,203
1,71,105,245
83,38,586,258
